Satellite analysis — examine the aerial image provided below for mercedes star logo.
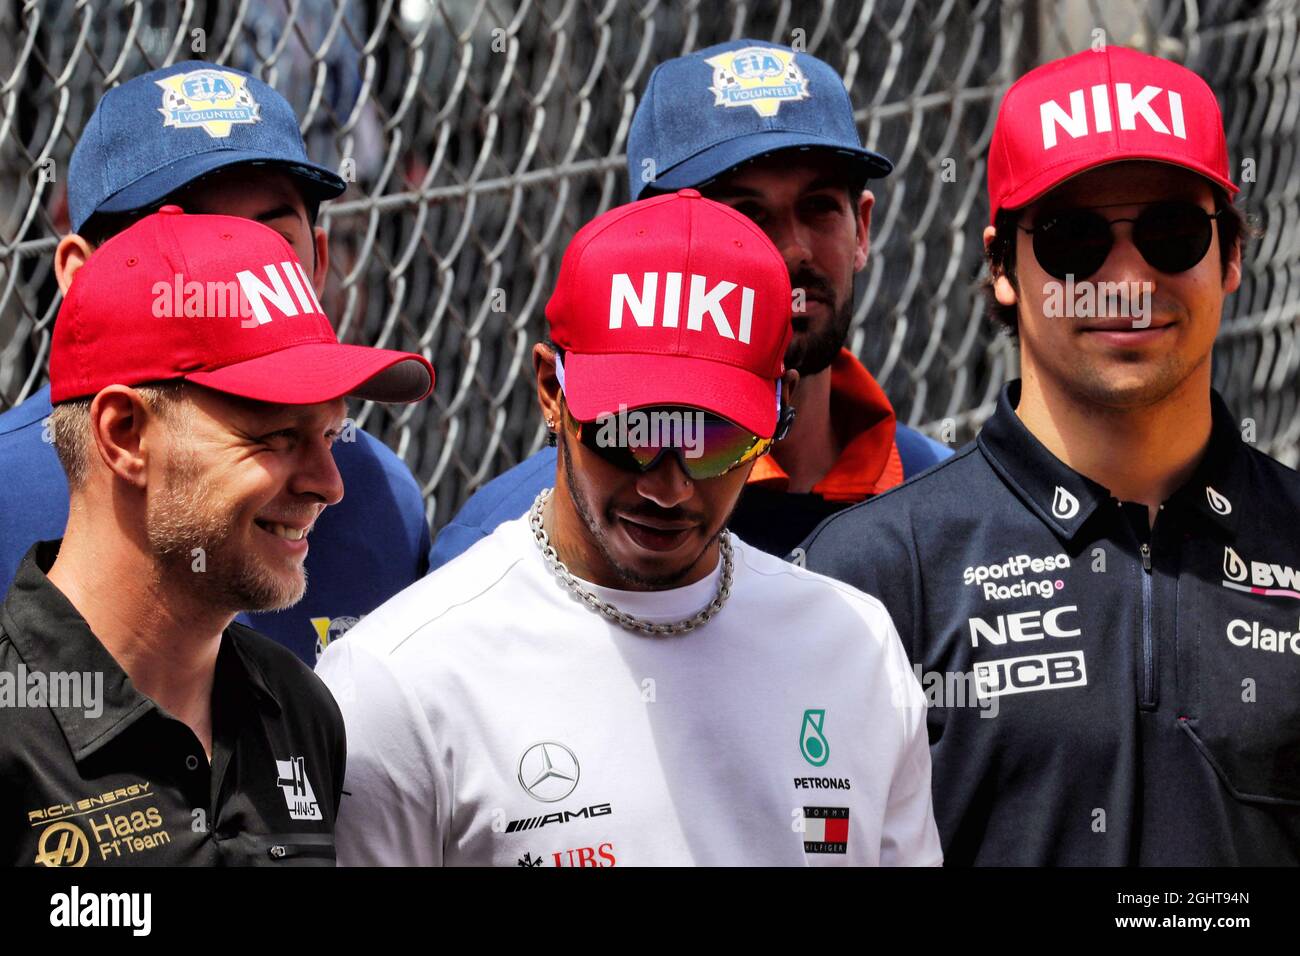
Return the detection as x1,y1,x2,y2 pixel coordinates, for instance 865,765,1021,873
517,741,580,802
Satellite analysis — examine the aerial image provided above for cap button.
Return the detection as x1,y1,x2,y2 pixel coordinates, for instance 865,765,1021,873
676,188,701,199
158,204,184,215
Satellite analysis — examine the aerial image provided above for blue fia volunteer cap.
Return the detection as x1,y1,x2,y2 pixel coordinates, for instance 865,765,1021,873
627,39,893,201
69,61,346,234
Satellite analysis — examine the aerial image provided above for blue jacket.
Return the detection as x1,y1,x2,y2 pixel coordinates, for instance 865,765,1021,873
0,386,430,664
428,422,951,570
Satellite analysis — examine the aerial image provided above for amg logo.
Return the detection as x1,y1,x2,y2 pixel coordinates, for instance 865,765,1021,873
968,605,1080,647
609,272,755,343
974,650,1087,700
506,802,612,833
1040,83,1187,149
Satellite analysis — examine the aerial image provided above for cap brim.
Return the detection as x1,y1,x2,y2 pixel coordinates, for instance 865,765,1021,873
562,352,778,438
995,155,1240,221
184,343,433,405
84,150,347,228
640,132,893,200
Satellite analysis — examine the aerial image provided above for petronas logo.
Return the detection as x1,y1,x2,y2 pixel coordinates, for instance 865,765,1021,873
799,709,829,767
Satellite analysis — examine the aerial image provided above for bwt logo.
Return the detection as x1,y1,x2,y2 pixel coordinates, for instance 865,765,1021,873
236,261,324,326
1040,83,1187,149
609,272,756,344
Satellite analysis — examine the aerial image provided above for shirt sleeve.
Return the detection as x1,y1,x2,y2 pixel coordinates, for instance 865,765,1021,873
315,638,447,866
879,614,943,866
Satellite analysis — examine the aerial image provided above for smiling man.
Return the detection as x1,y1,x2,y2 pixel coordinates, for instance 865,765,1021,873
317,191,940,866
800,47,1300,864
0,208,433,866
0,62,434,665
428,40,950,567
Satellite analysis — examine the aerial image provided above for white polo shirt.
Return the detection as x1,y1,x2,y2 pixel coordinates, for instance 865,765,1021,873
316,512,941,867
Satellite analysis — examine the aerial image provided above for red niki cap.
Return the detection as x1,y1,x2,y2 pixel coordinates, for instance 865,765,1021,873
987,46,1238,223
545,189,792,438
50,206,434,405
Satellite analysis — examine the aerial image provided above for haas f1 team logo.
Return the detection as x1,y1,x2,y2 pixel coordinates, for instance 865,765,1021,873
276,756,322,821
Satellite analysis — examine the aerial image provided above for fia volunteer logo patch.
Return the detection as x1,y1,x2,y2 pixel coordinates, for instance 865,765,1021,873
156,69,261,139
705,46,809,118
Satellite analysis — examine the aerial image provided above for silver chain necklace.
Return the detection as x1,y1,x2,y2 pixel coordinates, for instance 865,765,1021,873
528,488,733,636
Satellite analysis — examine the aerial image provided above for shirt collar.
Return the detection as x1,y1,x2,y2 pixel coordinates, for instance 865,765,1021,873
978,382,1248,542
747,349,902,501
1,540,281,763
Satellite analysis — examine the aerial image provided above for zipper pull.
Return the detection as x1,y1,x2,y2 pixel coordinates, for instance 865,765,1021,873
1140,542,1152,572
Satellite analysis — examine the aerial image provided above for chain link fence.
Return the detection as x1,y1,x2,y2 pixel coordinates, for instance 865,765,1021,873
2,0,1297,530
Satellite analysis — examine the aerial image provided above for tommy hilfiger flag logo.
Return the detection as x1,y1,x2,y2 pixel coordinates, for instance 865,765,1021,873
802,806,849,854
275,756,322,821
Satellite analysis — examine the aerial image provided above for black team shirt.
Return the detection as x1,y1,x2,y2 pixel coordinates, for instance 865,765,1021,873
0,541,345,866
800,382,1300,865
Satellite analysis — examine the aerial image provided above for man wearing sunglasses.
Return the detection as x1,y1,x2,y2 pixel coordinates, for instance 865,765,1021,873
317,191,942,866
428,40,951,568
800,47,1300,865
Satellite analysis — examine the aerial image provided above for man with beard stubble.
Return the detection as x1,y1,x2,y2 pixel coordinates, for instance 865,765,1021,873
0,208,433,866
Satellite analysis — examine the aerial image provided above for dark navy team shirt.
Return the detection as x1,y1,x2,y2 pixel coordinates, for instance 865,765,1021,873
0,386,430,664
799,382,1300,865
427,423,951,569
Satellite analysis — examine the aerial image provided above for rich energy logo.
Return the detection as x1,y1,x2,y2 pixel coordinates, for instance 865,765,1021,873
1222,546,1300,601
506,802,612,834
963,553,1070,601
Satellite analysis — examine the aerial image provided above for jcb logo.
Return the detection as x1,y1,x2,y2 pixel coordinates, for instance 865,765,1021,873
1040,83,1187,150
968,605,1080,647
609,272,756,344
974,650,1088,700
235,261,324,326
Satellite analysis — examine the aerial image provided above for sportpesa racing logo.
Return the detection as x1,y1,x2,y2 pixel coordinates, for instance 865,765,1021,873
963,553,1069,601
705,46,809,118
1221,546,1300,601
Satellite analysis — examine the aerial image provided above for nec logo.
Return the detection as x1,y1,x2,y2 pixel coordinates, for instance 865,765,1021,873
1040,84,1187,150
235,261,324,326
609,272,756,344
968,605,1080,647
